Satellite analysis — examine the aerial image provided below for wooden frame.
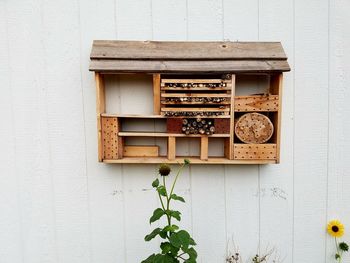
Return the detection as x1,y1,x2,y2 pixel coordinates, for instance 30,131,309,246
91,41,290,164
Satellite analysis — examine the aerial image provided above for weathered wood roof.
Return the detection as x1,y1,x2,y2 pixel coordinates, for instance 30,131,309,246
89,40,290,73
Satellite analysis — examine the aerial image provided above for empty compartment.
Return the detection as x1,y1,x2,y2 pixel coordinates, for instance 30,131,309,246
235,75,270,96
120,118,166,133
175,137,200,158
208,138,226,158
104,74,154,114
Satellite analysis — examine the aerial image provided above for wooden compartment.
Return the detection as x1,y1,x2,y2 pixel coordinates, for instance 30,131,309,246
234,144,277,160
160,77,232,118
235,95,279,112
90,40,290,164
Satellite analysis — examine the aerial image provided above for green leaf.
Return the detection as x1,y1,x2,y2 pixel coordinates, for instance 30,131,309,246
150,208,165,224
157,186,167,197
335,253,341,260
163,224,179,233
159,230,167,239
169,210,181,221
160,242,172,254
340,242,349,252
169,230,191,249
144,228,162,241
170,194,185,203
184,159,190,165
186,247,198,259
152,178,159,188
189,237,196,245
154,254,178,263
141,254,156,263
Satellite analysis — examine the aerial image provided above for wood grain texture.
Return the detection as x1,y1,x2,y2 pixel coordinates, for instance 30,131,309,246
293,0,329,262
123,146,159,157
187,0,227,262
0,2,23,262
234,95,279,112
258,0,295,261
91,40,288,60
5,1,60,262
90,59,290,73
223,0,261,259
152,74,161,114
41,0,90,262
79,0,126,261
326,0,350,261
95,73,106,161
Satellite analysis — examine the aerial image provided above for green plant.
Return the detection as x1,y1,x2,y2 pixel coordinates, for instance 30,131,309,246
142,160,197,263
327,220,349,262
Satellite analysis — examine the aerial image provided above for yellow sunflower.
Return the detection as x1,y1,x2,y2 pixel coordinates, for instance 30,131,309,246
327,220,345,238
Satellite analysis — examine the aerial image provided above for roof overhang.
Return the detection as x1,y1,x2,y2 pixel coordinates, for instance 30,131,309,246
89,40,290,74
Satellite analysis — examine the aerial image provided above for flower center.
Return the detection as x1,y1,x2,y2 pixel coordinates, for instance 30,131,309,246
332,226,339,232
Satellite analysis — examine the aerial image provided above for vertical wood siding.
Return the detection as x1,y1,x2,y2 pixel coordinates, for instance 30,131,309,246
1,0,350,262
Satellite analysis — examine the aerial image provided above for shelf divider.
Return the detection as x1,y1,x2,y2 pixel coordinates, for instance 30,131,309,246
95,72,106,162
229,74,236,160
168,136,176,160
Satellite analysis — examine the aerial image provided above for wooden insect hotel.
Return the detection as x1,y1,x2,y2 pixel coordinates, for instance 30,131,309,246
89,40,290,164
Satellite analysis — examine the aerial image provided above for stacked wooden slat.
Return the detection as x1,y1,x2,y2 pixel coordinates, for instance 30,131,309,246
161,78,232,118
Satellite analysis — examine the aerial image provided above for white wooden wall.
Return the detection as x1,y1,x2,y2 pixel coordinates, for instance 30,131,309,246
1,0,350,262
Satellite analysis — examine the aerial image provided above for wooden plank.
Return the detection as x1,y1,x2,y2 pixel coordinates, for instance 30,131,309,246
235,95,279,112
229,75,236,159
233,143,277,160
161,107,230,112
123,146,159,157
161,93,231,98
161,86,231,91
89,59,291,73
200,137,209,160
90,40,288,60
153,74,161,114
161,101,230,105
103,157,276,164
161,79,232,83
167,136,176,160
102,113,165,118
101,117,121,160
118,132,230,138
269,74,283,162
95,72,106,162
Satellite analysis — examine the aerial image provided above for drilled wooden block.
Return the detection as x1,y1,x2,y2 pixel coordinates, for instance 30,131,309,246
235,113,274,144
234,144,277,160
167,118,183,133
214,119,230,134
235,95,279,112
101,117,120,160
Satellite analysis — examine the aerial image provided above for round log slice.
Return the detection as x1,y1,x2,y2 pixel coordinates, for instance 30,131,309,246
235,113,274,144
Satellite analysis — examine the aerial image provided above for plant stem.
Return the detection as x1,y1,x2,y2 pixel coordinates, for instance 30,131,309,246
169,163,185,198
163,176,171,226
335,237,342,262
157,192,166,211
